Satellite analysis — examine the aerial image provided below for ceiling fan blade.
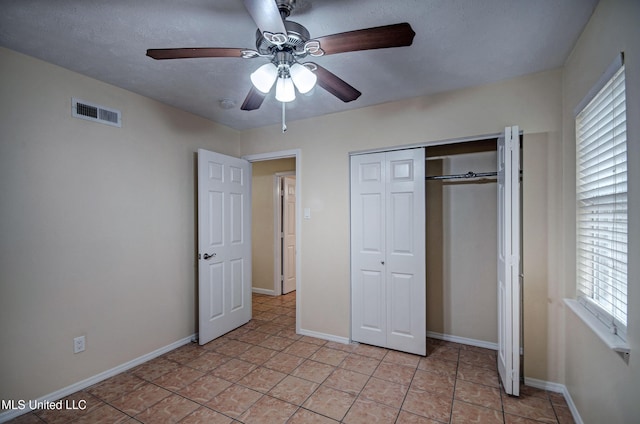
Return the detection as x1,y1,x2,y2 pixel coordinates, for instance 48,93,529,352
315,22,415,55
243,0,287,38
240,86,267,111
146,48,248,60
313,64,361,103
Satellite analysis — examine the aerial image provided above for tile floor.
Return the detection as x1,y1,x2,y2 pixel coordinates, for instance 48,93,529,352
9,292,575,424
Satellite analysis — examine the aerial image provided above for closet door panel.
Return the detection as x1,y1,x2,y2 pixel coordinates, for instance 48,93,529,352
388,271,413,335
361,193,384,253
351,153,387,347
385,149,426,355
497,126,521,396
388,192,414,255
360,270,386,332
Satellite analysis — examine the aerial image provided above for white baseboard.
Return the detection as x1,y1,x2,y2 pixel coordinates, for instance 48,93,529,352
427,331,498,351
523,376,565,393
252,287,276,296
298,328,350,345
524,377,583,424
0,334,196,424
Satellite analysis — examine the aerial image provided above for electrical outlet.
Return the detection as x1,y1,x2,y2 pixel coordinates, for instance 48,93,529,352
73,335,85,354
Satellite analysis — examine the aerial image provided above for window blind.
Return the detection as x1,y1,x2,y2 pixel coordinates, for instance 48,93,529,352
576,63,627,338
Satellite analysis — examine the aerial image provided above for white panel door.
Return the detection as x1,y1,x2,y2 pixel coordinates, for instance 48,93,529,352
351,153,387,348
282,175,297,294
198,149,252,345
497,126,521,396
386,149,426,355
351,149,426,355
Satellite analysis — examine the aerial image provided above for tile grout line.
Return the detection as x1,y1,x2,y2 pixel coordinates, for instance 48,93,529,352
392,352,419,424
447,350,460,424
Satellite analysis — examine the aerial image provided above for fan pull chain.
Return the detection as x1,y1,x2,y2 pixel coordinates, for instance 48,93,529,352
281,102,287,133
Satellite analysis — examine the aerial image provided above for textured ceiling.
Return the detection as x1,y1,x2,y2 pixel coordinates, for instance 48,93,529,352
0,0,598,130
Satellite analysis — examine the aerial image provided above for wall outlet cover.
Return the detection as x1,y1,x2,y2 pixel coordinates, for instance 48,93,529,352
74,335,86,353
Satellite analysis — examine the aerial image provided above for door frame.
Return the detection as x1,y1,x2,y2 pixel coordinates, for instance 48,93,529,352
243,149,301,334
274,171,296,295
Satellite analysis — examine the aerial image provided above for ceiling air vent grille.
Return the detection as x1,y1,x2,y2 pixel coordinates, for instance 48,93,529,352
72,98,121,127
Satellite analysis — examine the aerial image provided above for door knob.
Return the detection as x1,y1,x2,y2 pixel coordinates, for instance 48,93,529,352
203,253,216,260
381,261,385,265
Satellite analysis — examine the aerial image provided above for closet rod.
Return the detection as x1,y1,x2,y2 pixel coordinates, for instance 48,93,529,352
426,171,498,181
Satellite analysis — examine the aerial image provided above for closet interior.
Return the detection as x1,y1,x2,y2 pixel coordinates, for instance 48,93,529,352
425,138,501,348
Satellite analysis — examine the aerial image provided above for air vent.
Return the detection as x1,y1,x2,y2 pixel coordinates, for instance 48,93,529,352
72,98,121,127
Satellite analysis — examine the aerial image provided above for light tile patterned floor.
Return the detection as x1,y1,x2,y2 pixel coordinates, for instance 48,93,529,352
9,293,575,423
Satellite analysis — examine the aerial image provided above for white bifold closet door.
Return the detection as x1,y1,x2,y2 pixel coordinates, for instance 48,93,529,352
350,148,426,356
497,126,521,396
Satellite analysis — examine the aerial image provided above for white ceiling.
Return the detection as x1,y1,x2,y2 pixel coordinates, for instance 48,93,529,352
0,0,598,130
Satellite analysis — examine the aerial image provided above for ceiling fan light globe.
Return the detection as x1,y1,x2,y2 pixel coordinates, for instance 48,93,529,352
290,63,317,94
250,63,278,93
276,77,296,102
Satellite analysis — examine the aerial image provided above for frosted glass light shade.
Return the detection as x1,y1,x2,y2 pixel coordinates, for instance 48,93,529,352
290,63,317,94
250,63,278,93
275,77,296,102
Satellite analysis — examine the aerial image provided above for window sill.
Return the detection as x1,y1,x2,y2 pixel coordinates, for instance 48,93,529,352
564,299,630,360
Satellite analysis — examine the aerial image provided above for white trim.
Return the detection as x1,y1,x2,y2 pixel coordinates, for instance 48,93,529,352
348,132,505,156
523,376,565,393
252,287,276,296
273,174,283,296
564,299,630,357
573,52,624,117
427,331,498,351
524,377,584,424
242,149,300,162
0,334,196,423
298,328,350,345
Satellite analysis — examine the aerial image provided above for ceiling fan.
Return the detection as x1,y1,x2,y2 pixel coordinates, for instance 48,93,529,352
147,0,415,117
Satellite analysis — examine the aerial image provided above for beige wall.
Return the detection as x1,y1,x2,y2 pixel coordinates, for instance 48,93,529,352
239,70,563,361
251,158,296,292
522,132,556,381
443,152,498,343
560,0,640,421
0,47,240,403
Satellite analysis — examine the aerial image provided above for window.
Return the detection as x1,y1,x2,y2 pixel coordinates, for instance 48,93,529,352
575,55,628,340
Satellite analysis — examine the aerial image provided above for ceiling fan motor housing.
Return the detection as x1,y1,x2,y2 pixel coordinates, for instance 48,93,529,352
255,20,311,57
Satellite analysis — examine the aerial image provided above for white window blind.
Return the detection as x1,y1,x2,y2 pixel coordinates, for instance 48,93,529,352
575,61,627,339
